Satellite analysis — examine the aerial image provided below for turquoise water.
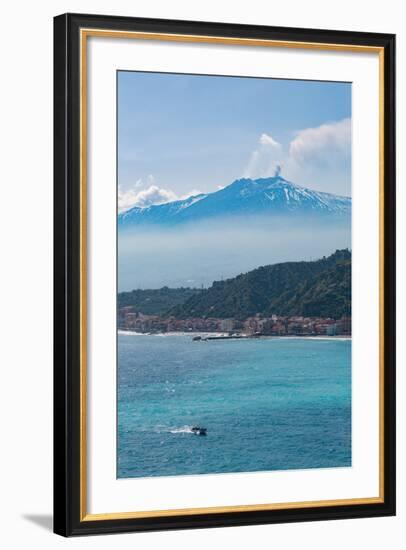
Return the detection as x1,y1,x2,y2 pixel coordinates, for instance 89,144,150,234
117,334,351,478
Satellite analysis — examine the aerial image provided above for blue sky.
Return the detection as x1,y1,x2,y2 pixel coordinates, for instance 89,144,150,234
118,71,351,211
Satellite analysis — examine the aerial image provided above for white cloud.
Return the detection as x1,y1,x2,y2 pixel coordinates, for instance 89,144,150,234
244,133,282,179
242,119,351,195
127,185,178,209
283,118,351,195
289,118,351,165
118,177,202,212
118,185,141,212
259,133,280,147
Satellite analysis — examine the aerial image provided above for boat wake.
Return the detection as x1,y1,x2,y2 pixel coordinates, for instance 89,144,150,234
169,425,195,434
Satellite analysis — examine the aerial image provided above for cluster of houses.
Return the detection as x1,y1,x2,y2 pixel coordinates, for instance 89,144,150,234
118,306,351,336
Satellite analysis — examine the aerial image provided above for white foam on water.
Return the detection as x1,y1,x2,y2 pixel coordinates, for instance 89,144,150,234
169,426,194,434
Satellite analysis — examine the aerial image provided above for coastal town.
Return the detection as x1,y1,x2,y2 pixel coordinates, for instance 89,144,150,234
118,306,351,337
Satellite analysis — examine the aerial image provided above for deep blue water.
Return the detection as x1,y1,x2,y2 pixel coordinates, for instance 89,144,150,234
117,334,351,478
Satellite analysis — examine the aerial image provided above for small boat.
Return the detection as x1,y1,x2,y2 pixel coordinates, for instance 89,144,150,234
191,426,207,436
192,336,202,341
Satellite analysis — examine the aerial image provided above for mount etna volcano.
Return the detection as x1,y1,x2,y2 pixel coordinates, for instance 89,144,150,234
118,175,351,290
118,176,351,228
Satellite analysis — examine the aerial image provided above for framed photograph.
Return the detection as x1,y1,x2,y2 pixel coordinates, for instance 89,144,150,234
54,13,395,536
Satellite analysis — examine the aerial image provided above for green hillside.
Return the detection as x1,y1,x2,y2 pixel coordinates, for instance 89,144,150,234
118,286,201,316
169,249,351,320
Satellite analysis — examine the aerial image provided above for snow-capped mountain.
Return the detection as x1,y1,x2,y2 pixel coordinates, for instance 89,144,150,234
119,193,207,226
118,176,351,228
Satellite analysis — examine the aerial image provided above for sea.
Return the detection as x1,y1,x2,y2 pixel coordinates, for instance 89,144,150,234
117,333,351,478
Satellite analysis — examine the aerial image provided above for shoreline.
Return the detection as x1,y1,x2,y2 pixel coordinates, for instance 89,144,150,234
118,329,351,341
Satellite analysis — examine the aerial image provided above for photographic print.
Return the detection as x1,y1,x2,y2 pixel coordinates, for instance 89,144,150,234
54,15,395,535
117,71,352,479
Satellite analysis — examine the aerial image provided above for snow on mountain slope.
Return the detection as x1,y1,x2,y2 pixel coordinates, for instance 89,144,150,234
118,176,351,228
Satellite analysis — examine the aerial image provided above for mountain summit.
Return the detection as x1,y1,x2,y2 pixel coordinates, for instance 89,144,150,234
118,176,351,228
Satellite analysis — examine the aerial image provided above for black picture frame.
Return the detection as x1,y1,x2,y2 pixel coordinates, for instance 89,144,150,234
54,12,396,537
